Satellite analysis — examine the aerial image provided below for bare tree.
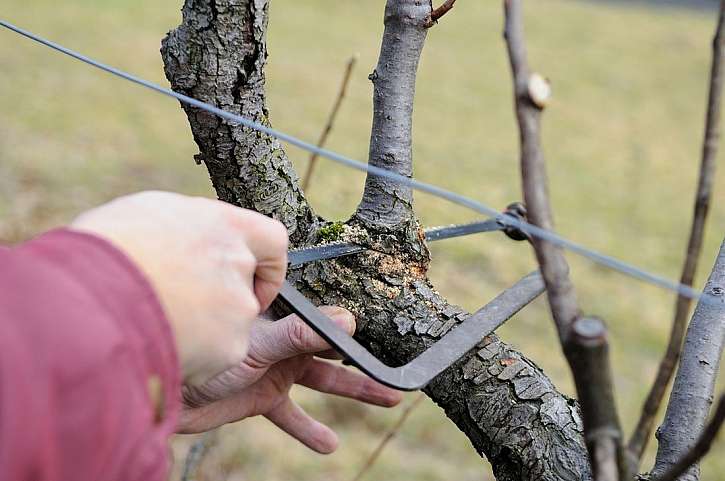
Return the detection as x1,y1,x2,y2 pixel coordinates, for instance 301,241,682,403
160,1,724,480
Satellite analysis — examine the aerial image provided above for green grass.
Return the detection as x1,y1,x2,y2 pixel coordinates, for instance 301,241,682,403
2,0,724,479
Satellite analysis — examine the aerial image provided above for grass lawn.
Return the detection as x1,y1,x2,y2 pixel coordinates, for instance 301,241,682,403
1,0,724,479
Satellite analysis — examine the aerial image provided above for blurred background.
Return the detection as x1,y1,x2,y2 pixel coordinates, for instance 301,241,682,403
1,0,724,479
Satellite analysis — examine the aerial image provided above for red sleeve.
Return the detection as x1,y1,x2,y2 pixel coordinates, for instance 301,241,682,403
0,229,181,481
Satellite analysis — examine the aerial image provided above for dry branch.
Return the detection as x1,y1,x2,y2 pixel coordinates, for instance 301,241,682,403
628,0,725,462
503,0,578,341
351,393,425,481
503,1,624,479
302,55,358,191
426,0,458,27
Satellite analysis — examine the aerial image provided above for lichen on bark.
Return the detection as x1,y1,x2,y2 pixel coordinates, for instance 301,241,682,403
161,0,316,243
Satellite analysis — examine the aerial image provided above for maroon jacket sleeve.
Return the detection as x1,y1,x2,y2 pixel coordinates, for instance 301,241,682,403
0,229,181,481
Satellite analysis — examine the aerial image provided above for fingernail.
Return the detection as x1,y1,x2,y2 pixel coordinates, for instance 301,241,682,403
386,390,404,407
330,310,355,333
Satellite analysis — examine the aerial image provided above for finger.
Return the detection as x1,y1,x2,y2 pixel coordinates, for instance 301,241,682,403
254,262,287,313
265,397,339,454
177,393,252,434
247,306,355,366
298,359,403,407
315,348,345,360
238,214,289,311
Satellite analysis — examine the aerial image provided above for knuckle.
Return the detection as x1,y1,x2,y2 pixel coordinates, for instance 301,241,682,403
131,190,174,206
220,205,254,231
228,288,260,322
287,315,315,352
235,251,257,272
220,343,247,371
249,216,289,249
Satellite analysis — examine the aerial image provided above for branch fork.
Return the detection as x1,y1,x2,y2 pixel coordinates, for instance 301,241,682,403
425,0,457,27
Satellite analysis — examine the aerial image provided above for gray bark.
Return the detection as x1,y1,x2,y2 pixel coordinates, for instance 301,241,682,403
160,0,316,243
651,239,725,481
161,1,592,479
354,0,426,231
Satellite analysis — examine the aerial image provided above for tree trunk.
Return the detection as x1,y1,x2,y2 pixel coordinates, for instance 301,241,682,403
161,1,592,479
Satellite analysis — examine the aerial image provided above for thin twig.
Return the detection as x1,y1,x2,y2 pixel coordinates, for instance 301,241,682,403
503,2,626,479
180,430,218,481
503,0,578,342
426,0,458,26
350,393,426,481
628,0,725,463
302,55,357,191
651,393,725,481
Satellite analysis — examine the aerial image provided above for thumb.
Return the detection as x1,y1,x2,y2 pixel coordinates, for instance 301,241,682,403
247,306,355,366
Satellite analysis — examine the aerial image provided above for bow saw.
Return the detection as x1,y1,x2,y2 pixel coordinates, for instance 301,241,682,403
276,204,545,391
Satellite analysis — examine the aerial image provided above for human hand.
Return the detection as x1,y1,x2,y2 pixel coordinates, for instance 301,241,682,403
177,307,404,453
71,191,288,387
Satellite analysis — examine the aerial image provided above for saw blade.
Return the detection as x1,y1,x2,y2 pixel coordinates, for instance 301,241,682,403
288,217,504,267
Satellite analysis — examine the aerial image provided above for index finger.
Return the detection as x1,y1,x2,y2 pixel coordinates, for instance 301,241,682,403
234,212,289,310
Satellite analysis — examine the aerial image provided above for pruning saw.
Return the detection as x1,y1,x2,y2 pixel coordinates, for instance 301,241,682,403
275,206,545,391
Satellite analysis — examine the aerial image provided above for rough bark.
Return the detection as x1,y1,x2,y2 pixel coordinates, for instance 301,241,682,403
160,0,316,243
650,240,725,481
289,255,591,481
161,1,592,479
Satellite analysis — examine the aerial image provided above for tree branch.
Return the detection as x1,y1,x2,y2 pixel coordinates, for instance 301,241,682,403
503,0,577,341
629,0,725,462
355,0,430,232
165,1,596,478
426,0,458,27
293,259,593,481
161,0,317,244
302,55,358,192
564,318,623,481
651,239,725,481
503,2,624,479
651,393,725,481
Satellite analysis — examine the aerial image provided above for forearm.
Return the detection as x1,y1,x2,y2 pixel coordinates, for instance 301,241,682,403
0,229,181,481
